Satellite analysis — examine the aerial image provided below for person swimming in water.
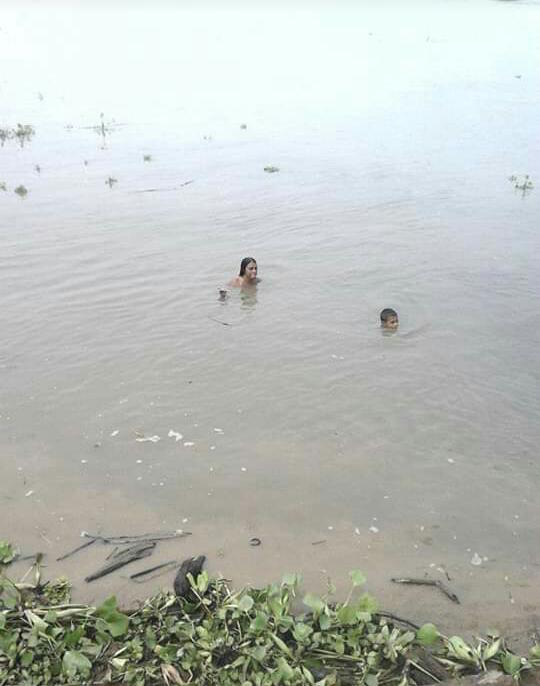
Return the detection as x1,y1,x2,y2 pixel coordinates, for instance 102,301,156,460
217,257,259,299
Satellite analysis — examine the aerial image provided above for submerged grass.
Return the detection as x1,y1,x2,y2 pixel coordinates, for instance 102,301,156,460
1,548,539,685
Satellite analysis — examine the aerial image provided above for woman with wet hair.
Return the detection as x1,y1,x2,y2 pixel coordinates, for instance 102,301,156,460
228,257,259,288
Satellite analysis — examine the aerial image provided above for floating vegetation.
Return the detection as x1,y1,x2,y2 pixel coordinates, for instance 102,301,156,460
14,184,28,197
143,154,152,162
0,123,35,147
0,182,6,192
0,547,538,686
105,176,118,188
508,174,533,194
240,123,248,130
264,165,280,173
34,164,41,174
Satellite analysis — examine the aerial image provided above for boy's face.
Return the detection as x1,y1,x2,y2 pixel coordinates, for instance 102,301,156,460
382,315,399,330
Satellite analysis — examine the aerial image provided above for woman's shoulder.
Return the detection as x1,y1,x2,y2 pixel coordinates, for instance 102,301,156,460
229,276,242,287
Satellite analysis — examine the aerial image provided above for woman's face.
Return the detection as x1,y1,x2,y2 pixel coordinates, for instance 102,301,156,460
244,261,258,280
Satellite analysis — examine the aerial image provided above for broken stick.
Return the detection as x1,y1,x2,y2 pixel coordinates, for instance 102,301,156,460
391,577,460,604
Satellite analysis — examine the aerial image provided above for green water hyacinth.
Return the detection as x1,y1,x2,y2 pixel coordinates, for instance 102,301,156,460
0,556,537,685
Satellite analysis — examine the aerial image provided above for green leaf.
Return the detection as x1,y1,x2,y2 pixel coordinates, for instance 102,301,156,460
20,650,34,668
270,632,293,657
251,644,267,662
337,604,358,625
249,612,268,632
303,593,325,614
319,613,332,630
365,674,378,686
0,541,15,565
416,623,439,646
276,657,294,681
282,572,301,587
238,595,254,612
358,592,378,614
62,650,92,678
349,569,367,587
530,644,540,660
95,596,129,637
502,652,522,676
293,623,313,642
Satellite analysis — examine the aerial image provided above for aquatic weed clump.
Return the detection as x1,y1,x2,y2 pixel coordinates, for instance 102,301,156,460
0,555,538,685
0,124,35,147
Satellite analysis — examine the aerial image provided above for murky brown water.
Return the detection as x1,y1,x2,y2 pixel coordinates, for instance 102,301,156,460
2,1,540,633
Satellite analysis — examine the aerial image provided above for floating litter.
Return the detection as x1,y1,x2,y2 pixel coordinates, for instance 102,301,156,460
327,526,334,531
168,430,183,442
447,458,455,464
369,526,379,534
354,527,361,535
214,428,224,433
25,490,34,497
136,435,160,443
210,445,216,450
471,552,482,566
241,467,247,472
184,441,195,447
81,459,87,464
136,459,142,464
110,430,119,437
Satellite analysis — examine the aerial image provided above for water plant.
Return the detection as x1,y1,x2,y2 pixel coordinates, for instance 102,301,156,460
14,185,28,197
0,124,35,147
508,174,534,194
264,166,280,173
0,182,7,192
143,154,152,162
105,176,118,188
0,545,537,686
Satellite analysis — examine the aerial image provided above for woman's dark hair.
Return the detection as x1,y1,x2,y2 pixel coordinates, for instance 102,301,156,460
239,257,257,276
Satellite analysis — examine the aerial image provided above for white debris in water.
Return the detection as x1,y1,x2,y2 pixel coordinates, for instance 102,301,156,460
136,435,160,443
241,467,247,472
210,445,216,450
327,525,334,531
471,552,483,566
81,459,87,464
369,526,379,534
168,430,183,442
447,458,455,464
25,490,34,497
214,428,224,433
182,518,188,523
136,459,142,464
137,476,142,481
184,441,195,447
209,467,214,472
159,482,164,486
110,430,119,437
383,495,389,499
354,527,361,535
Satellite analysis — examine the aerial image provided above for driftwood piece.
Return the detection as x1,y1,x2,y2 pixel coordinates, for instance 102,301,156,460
56,538,96,561
173,555,206,599
130,560,178,580
391,577,460,604
85,542,156,582
82,531,191,545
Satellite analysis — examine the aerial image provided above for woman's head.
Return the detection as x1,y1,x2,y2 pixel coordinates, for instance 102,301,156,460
239,257,257,280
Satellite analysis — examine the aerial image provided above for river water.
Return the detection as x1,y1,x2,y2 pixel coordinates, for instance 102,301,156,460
2,1,540,632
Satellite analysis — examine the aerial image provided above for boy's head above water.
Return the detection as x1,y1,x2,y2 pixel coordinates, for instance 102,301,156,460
380,308,399,330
